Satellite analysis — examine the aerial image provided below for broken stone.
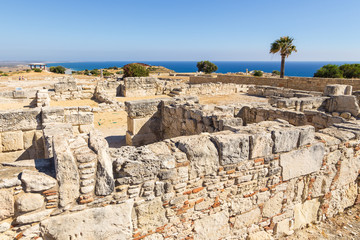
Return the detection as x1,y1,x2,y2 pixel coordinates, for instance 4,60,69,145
20,170,57,192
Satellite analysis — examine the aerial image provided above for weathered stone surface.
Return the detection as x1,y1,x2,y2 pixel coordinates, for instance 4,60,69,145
176,135,219,179
41,107,65,124
280,143,325,181
0,177,21,189
1,131,23,152
323,84,352,96
249,132,273,159
325,95,360,117
89,131,115,196
194,211,230,240
53,136,79,207
135,197,167,231
0,109,41,132
271,128,300,153
20,170,57,192
333,156,360,188
211,133,250,165
234,207,261,228
327,182,358,217
248,231,274,240
297,125,315,147
15,193,44,213
0,222,10,233
0,189,14,221
16,209,53,224
262,192,284,218
293,199,320,229
40,199,133,240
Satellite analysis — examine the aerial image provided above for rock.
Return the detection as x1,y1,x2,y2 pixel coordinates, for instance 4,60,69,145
297,125,315,147
247,230,274,240
0,222,11,233
323,84,352,96
1,131,24,152
0,189,14,221
262,192,284,218
234,207,261,228
332,112,340,117
327,182,358,217
325,95,360,117
16,193,44,213
249,132,273,159
340,112,352,120
16,209,53,224
20,170,57,192
135,197,167,231
53,136,80,207
274,219,294,236
89,131,115,196
280,143,325,181
176,135,219,179
0,177,21,189
271,128,300,153
293,199,320,229
40,199,133,240
194,211,230,240
211,133,250,165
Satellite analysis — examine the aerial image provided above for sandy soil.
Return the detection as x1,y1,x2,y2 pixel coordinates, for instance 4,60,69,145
0,99,33,110
115,95,171,103
198,93,268,105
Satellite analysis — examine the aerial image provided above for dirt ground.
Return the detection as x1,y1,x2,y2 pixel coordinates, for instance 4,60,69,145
50,99,99,108
0,98,33,110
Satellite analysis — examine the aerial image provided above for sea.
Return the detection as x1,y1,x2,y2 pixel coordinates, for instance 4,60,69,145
47,61,360,77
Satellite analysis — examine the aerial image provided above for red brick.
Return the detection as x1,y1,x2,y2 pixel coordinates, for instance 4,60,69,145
192,187,204,194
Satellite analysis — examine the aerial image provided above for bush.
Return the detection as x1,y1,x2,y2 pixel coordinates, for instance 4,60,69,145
253,70,263,77
26,69,31,72
123,63,149,78
314,64,342,78
103,70,113,77
107,66,118,70
0,71,3,74
50,66,66,74
196,61,218,74
90,69,100,76
339,64,360,79
34,68,42,72
272,70,280,75
2,73,9,76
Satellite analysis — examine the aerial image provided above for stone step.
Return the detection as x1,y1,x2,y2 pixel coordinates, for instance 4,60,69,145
78,162,96,169
74,146,92,156
81,179,95,187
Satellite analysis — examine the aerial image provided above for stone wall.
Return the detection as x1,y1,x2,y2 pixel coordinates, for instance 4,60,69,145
52,80,95,101
2,118,359,239
0,107,94,164
190,75,360,92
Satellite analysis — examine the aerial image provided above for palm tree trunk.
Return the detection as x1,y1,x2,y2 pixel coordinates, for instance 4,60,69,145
280,55,285,78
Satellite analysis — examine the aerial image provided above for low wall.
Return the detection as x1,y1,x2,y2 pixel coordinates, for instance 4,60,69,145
190,75,360,92
0,107,94,163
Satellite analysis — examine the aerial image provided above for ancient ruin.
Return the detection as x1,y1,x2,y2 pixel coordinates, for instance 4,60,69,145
0,75,360,239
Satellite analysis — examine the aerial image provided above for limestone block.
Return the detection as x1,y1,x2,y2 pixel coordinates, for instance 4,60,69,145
234,207,261,229
249,132,273,159
293,199,320,229
79,124,94,134
1,131,24,152
0,150,27,163
248,231,274,240
127,116,155,135
262,192,284,218
53,136,80,207
20,170,57,192
176,135,219,179
194,211,230,240
16,209,53,224
125,98,164,118
89,131,115,196
271,128,300,153
274,219,294,236
280,143,325,181
323,84,352,96
23,130,35,149
297,125,315,147
15,193,44,213
211,133,250,165
230,197,253,215
41,107,65,124
325,95,360,117
333,156,360,188
327,182,357,217
136,197,167,231
0,222,10,233
0,189,14,221
0,177,21,189
78,112,94,125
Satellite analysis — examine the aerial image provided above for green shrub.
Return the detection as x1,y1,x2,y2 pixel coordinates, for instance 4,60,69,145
2,73,9,76
339,64,360,78
123,63,149,78
116,70,123,74
103,70,113,77
34,68,42,72
272,70,280,75
314,64,342,78
107,66,118,70
90,69,100,76
50,66,66,74
25,69,31,72
196,61,218,74
0,71,3,74
253,70,263,77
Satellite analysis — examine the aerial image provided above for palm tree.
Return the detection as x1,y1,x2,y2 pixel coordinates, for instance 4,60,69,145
270,36,297,78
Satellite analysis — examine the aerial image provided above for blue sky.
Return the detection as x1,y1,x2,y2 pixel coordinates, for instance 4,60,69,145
0,0,359,61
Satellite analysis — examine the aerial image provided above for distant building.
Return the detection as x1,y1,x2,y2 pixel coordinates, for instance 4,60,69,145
28,63,47,70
